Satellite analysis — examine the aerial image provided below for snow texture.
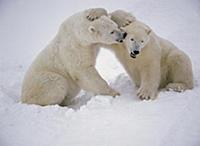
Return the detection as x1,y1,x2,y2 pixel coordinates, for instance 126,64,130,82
0,0,200,146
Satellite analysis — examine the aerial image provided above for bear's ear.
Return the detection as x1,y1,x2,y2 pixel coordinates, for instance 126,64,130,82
146,29,152,35
88,26,96,33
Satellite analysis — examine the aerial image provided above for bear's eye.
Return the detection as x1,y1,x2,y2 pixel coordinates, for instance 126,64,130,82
110,31,114,34
141,40,144,43
130,38,134,41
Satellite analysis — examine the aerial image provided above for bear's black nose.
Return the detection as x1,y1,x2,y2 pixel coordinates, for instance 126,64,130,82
133,50,139,55
123,32,127,39
116,39,123,43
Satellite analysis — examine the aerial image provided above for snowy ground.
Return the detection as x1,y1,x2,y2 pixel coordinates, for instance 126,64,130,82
1,0,200,146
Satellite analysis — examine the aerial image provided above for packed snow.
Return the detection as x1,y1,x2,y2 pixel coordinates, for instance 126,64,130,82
0,0,200,146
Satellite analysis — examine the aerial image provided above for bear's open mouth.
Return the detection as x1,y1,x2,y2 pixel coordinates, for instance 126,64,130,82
130,52,136,58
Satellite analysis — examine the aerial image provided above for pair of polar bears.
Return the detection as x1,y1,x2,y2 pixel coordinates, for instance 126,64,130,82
21,8,193,105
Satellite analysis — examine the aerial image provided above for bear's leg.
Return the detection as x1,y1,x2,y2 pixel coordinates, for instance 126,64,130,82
60,78,81,106
21,72,69,106
166,51,194,92
137,61,160,100
75,66,120,97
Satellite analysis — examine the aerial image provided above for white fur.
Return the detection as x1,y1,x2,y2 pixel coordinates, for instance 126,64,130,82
21,8,123,106
108,12,194,100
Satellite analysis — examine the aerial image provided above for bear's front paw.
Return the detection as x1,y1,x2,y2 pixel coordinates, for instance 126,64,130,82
108,89,120,98
86,8,107,21
110,10,136,27
137,87,157,100
120,15,135,27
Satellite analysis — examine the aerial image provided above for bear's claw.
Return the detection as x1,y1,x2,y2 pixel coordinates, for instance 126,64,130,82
166,83,186,92
86,8,108,21
137,87,157,100
110,10,136,27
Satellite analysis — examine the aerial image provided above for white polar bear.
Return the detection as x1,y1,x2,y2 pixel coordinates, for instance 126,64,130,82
87,10,194,100
112,11,194,100
21,8,126,106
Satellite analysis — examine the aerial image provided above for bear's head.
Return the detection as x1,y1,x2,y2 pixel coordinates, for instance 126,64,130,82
121,22,152,58
86,16,127,44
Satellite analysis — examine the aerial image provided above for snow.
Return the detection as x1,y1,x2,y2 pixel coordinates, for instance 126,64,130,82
0,0,200,146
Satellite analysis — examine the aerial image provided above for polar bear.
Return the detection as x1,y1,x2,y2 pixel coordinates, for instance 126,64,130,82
21,8,126,106
88,10,194,100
